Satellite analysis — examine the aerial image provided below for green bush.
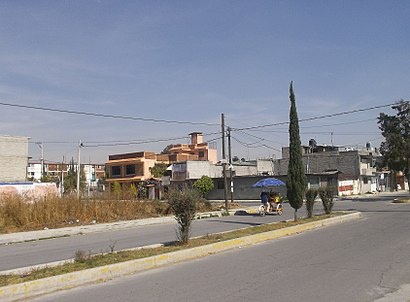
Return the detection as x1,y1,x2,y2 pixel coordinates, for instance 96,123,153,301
318,186,335,214
305,188,318,218
193,176,214,198
168,185,199,244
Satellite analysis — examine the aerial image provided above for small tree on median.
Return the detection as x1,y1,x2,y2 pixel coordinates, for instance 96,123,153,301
305,188,318,218
168,185,199,244
319,186,335,214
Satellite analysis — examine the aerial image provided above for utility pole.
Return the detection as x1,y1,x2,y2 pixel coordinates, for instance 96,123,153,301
221,113,229,212
60,156,65,196
77,141,83,199
36,142,44,180
227,127,234,204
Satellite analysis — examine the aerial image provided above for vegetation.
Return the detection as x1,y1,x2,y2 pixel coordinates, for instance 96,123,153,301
305,188,318,218
149,163,169,178
193,175,214,198
378,100,410,192
0,194,168,233
319,186,335,214
167,185,199,244
0,192,220,234
63,158,86,194
286,81,307,221
0,213,344,287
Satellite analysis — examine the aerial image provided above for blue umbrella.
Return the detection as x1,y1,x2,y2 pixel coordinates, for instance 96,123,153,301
252,177,286,188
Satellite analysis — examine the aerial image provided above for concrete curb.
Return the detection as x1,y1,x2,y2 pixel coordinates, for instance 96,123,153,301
0,212,362,302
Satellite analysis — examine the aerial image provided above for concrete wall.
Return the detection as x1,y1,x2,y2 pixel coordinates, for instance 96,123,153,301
274,151,361,179
207,176,288,200
256,159,275,175
0,136,29,182
0,182,58,199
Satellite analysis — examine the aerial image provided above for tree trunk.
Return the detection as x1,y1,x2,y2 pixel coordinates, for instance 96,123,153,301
294,208,298,222
406,174,410,194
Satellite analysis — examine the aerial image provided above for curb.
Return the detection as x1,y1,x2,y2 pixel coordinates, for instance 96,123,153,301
0,212,362,302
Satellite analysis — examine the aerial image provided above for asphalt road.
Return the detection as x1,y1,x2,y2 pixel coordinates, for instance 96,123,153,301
1,203,297,271
27,193,410,302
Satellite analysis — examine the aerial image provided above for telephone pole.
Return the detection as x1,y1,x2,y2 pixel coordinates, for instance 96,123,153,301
221,113,229,212
77,141,83,199
227,127,234,203
36,142,44,180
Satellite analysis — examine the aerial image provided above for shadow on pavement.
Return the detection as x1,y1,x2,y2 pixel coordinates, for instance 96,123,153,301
205,219,263,227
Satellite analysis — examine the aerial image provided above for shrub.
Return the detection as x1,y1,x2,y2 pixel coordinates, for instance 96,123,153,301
168,185,199,244
305,188,318,218
318,186,335,214
112,182,122,199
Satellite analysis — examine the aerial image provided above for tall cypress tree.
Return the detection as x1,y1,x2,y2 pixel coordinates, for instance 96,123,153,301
287,81,307,221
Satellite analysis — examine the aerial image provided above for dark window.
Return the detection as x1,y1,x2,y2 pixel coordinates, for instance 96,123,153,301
126,165,136,176
198,151,205,158
135,164,144,176
111,166,121,177
217,180,224,190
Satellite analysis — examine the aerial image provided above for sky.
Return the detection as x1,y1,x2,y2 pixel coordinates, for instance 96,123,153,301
0,0,409,164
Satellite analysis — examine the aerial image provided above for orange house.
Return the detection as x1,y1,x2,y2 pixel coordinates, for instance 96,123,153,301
105,132,217,189
105,152,158,186
165,132,217,164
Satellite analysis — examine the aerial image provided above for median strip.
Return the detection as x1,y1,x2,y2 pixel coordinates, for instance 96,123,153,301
0,211,362,302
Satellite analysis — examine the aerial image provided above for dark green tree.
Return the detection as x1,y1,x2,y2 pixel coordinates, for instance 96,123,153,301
286,81,307,221
305,188,318,218
378,100,410,192
149,163,168,178
63,158,86,194
193,175,214,198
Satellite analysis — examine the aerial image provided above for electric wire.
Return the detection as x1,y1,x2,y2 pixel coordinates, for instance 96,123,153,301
232,103,395,131
0,101,219,126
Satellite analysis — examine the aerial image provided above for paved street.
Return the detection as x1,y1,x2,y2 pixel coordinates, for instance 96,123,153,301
26,192,410,302
0,192,406,272
0,203,297,271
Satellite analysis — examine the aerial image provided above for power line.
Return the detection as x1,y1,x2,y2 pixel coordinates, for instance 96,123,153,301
232,135,281,152
232,103,395,131
0,101,219,126
249,117,377,132
83,131,221,147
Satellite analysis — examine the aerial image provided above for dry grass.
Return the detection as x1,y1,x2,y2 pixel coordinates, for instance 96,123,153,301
0,194,215,234
0,213,342,287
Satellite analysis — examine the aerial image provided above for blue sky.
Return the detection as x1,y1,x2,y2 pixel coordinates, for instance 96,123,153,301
0,0,409,163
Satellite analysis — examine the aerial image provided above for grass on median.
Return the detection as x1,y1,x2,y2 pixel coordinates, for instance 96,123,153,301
392,197,410,203
0,212,344,287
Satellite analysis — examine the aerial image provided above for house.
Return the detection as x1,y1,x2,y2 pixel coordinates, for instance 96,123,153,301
277,139,382,195
105,151,158,187
27,161,69,181
27,161,105,193
156,132,218,164
169,159,338,200
105,132,218,191
0,135,29,182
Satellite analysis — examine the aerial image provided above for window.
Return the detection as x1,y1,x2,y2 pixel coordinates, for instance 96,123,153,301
217,180,224,190
198,151,205,158
111,166,121,177
126,165,136,176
